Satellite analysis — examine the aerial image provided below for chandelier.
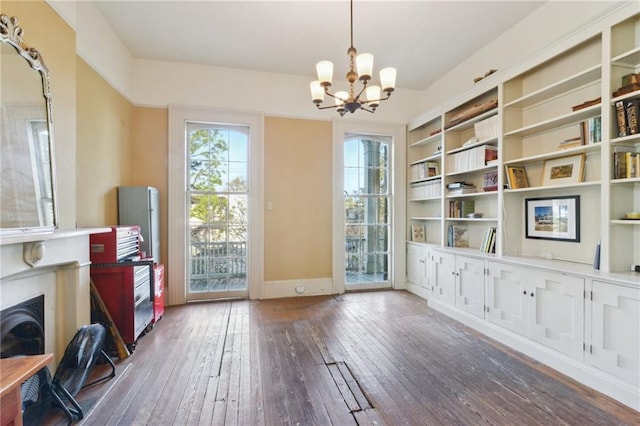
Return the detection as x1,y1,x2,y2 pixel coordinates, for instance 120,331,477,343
309,0,396,116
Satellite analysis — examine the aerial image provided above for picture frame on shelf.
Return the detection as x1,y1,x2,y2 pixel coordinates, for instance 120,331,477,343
505,165,529,189
525,195,580,242
411,225,425,242
541,154,585,186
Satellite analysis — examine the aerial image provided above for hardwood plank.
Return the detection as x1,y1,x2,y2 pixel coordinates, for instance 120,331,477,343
75,291,640,426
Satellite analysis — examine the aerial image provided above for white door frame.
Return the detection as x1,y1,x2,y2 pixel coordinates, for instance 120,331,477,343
168,106,264,305
332,120,406,294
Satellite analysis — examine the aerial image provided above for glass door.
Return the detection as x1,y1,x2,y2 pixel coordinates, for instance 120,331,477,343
186,122,249,299
344,134,392,288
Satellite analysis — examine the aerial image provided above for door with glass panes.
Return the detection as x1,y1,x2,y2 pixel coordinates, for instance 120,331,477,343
344,134,391,288
186,122,249,299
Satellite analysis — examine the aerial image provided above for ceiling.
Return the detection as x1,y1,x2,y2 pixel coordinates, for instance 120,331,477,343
92,1,546,91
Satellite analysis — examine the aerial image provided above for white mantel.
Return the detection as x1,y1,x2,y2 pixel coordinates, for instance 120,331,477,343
0,228,109,364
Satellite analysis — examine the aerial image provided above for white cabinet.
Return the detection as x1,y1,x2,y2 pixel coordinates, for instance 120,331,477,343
406,244,430,290
430,250,455,305
454,255,485,318
588,280,640,387
487,262,584,360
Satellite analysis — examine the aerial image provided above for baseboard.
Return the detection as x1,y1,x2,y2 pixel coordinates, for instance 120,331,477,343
427,298,640,412
262,278,333,299
405,281,433,301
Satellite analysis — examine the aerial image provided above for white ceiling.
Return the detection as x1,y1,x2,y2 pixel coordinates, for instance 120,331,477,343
92,1,546,91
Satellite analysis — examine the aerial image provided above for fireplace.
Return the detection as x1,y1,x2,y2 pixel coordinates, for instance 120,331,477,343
0,229,108,364
0,295,45,358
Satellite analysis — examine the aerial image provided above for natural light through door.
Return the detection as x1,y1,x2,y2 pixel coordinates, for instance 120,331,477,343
186,122,249,298
344,134,392,287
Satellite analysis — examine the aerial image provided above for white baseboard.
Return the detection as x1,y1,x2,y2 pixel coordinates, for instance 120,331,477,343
427,297,640,412
262,278,334,299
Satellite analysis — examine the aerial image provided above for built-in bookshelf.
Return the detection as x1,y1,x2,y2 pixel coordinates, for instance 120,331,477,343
406,8,640,276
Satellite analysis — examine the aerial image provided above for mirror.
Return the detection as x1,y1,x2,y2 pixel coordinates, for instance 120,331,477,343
0,14,58,235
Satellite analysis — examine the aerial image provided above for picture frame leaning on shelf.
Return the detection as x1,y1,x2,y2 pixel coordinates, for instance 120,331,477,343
505,165,529,189
541,154,585,186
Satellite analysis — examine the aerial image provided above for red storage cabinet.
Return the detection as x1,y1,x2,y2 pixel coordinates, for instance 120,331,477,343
90,263,153,350
152,264,165,323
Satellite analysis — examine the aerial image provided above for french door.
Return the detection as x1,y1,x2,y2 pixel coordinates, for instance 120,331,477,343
344,134,392,288
168,107,263,305
186,122,249,298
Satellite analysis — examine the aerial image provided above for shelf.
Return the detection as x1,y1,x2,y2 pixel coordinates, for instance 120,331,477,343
611,134,640,145
611,177,640,185
410,196,442,202
505,65,601,109
445,108,498,132
446,137,498,155
611,46,640,67
410,153,442,165
504,104,600,138
446,164,497,177
611,219,640,225
503,143,601,165
503,181,601,194
446,217,498,222
410,216,442,221
410,175,442,184
446,191,496,199
611,88,640,104
410,132,442,148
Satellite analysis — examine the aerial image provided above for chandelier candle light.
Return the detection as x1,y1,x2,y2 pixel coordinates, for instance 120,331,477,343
310,0,396,116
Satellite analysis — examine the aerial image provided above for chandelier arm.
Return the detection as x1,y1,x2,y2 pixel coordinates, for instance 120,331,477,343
315,104,341,110
364,92,392,104
359,105,375,114
353,80,368,103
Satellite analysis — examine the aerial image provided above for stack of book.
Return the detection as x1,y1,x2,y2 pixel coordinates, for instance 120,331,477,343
579,116,602,144
447,145,498,173
410,161,439,181
447,224,469,248
613,147,640,179
473,115,499,140
449,200,475,218
480,227,497,254
411,178,442,199
447,181,477,195
615,99,640,137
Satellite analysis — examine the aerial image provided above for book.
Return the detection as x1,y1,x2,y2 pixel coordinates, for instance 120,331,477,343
593,242,601,270
483,171,498,191
447,187,478,195
449,200,475,218
616,100,627,137
447,181,475,189
625,99,639,135
447,224,469,248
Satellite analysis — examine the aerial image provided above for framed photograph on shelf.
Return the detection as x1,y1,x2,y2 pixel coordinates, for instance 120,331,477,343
411,225,425,242
505,165,529,189
541,154,585,186
525,195,580,242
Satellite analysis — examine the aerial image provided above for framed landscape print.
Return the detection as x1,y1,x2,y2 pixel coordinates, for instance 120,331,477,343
525,196,580,242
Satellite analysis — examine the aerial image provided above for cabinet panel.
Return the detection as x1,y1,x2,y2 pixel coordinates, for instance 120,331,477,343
486,261,528,335
430,251,455,305
590,281,640,386
528,270,584,360
455,255,485,318
406,244,428,289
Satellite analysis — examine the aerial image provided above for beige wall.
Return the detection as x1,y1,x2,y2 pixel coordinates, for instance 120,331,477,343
130,106,168,269
76,57,132,227
2,0,77,229
264,117,333,281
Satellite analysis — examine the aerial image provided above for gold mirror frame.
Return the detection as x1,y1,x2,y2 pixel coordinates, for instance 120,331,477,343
1,14,59,235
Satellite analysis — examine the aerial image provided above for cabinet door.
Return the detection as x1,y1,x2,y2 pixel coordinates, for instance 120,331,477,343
454,255,485,318
430,251,455,305
528,270,584,360
589,281,640,386
486,261,527,336
406,244,427,288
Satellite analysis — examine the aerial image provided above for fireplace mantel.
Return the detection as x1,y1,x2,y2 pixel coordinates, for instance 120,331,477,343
0,227,109,364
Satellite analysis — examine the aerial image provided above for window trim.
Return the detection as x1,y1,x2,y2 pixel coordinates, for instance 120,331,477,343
168,106,264,304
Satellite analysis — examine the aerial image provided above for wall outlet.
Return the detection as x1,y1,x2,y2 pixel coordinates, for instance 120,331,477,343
295,286,305,294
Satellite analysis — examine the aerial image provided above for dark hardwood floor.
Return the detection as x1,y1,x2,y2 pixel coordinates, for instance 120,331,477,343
71,291,638,425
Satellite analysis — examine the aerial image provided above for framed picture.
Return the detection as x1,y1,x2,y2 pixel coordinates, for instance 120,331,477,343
505,165,529,189
525,196,580,242
411,225,425,242
541,154,585,186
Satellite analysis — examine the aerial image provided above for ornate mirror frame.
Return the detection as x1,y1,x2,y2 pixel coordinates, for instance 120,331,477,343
1,14,59,235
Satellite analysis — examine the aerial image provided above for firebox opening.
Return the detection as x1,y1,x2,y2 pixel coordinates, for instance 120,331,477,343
0,295,45,358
